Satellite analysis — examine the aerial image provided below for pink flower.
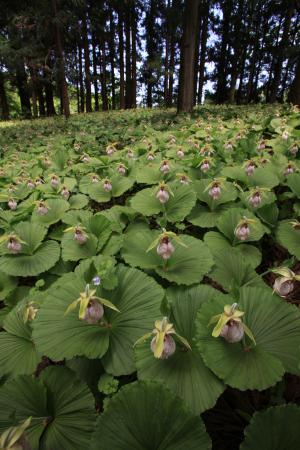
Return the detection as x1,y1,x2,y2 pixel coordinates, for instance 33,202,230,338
7,237,22,254
83,299,104,324
151,334,176,359
249,192,262,208
220,321,244,343
156,237,175,260
235,223,250,241
208,184,221,200
245,163,255,176
156,188,169,204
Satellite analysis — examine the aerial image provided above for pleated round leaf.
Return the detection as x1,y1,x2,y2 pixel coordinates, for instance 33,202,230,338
246,167,280,189
68,193,89,209
0,271,18,300
135,164,164,184
276,220,300,259
88,176,134,203
187,204,229,228
61,233,98,262
217,207,266,243
285,172,300,197
194,179,237,208
239,190,276,210
88,183,111,202
0,307,40,377
32,198,69,225
12,221,47,254
135,284,225,414
240,405,300,450
121,223,214,285
131,184,196,222
0,366,96,450
33,265,163,375
196,287,300,390
91,381,211,450
0,240,60,276
204,231,261,268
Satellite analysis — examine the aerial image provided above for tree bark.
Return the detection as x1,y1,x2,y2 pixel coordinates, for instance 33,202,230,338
177,0,201,113
16,63,32,119
118,6,125,109
92,34,99,111
288,56,300,106
83,14,92,112
52,0,70,119
78,44,85,112
269,2,294,103
228,0,244,103
109,8,116,109
146,0,155,108
197,0,209,104
125,0,132,108
0,72,10,120
100,42,108,111
131,3,137,108
215,0,232,104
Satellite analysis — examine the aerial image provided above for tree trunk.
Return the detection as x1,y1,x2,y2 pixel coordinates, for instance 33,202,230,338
167,31,175,107
92,34,99,111
78,44,85,112
44,71,56,116
236,46,247,104
146,0,155,108
125,1,132,109
228,0,244,103
193,2,202,105
83,14,92,112
0,72,10,120
100,42,108,111
288,56,300,106
29,65,38,118
118,6,125,109
16,63,32,119
177,0,201,113
52,0,70,119
269,2,294,103
215,0,232,104
109,9,116,109
131,3,137,108
197,0,209,104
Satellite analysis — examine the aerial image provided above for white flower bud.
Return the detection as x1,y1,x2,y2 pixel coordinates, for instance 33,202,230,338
282,131,289,140
245,163,255,176
74,229,87,245
8,199,17,210
50,176,59,188
156,238,175,260
160,162,170,173
249,192,262,208
7,237,22,254
118,164,126,175
61,187,70,199
151,334,176,359
147,153,155,161
156,188,169,204
273,277,294,297
106,146,114,156
177,149,184,158
201,162,210,172
92,175,99,183
103,181,112,192
208,184,221,200
284,165,294,176
83,299,104,324
220,321,244,343
27,180,35,189
235,223,250,241
290,144,298,156
37,204,48,215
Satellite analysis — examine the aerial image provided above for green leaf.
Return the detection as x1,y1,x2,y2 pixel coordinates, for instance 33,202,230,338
68,194,89,209
0,240,60,277
0,366,96,450
32,198,69,225
90,381,211,450
276,220,300,259
0,307,40,377
61,233,98,262
204,231,261,268
240,405,300,450
217,207,266,243
33,265,163,375
135,284,225,414
196,287,300,390
122,223,214,285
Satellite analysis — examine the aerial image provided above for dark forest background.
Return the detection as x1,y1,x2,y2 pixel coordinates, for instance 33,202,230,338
0,0,300,120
